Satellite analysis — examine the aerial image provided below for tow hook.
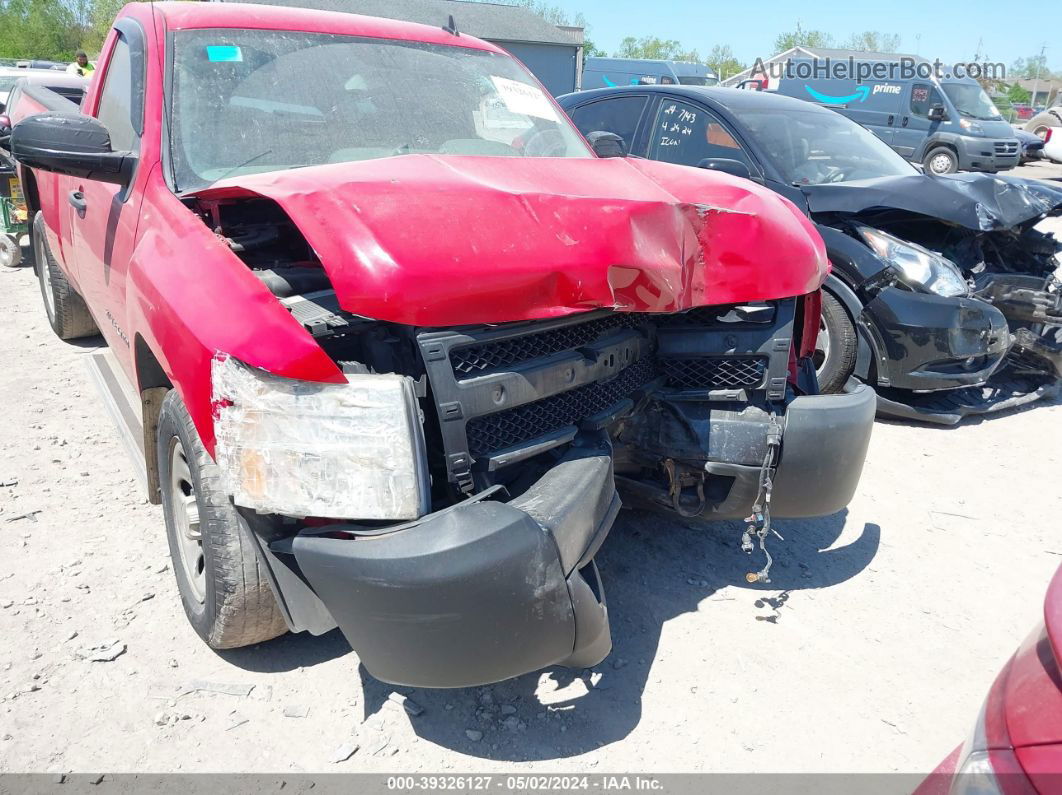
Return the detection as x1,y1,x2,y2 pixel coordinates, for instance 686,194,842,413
663,458,707,518
740,415,784,584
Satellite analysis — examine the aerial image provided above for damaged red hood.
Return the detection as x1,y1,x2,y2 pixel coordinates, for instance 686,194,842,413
194,155,828,326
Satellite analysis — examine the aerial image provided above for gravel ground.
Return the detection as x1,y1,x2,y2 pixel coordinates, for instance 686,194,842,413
0,164,1060,775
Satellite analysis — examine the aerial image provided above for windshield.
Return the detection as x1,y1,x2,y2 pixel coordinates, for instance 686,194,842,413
737,107,917,185
941,83,1001,121
169,30,590,191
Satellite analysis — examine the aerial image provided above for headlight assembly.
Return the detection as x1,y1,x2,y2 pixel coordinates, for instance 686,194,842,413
211,355,430,521
857,226,970,297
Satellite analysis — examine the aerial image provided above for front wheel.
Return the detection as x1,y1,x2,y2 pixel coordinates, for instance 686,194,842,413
923,146,959,175
814,291,857,393
158,390,288,649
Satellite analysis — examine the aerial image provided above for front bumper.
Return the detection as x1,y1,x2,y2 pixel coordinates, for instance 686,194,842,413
254,388,874,688
617,385,877,520
956,137,1020,172
269,437,618,688
864,286,1011,391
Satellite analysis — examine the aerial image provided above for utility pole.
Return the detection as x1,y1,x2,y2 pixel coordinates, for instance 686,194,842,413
1031,43,1047,108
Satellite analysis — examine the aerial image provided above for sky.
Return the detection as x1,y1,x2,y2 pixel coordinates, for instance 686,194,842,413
546,0,1062,76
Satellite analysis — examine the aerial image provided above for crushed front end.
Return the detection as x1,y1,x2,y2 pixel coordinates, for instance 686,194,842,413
806,175,1062,424
860,215,1062,423
213,290,874,687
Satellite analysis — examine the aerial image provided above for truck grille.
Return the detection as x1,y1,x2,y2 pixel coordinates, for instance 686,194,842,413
450,314,638,377
419,301,795,485
994,141,1019,156
660,356,767,390
465,357,658,456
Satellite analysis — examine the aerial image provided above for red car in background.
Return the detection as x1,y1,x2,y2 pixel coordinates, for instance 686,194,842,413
916,564,1062,794
1013,104,1035,121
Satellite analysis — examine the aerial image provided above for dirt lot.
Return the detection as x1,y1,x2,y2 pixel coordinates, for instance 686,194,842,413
1,163,1060,775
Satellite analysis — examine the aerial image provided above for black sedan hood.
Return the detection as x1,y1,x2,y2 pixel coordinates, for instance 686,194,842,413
802,173,1062,232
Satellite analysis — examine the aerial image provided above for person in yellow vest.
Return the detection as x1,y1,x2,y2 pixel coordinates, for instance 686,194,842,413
66,51,95,78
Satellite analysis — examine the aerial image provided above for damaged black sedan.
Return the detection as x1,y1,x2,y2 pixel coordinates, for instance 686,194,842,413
558,87,1062,423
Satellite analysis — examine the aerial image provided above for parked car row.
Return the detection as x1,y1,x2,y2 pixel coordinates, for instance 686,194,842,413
559,85,1062,424
1,8,1058,787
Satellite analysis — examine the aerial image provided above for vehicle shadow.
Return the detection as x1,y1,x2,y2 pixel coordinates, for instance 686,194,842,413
216,627,352,674
354,507,881,761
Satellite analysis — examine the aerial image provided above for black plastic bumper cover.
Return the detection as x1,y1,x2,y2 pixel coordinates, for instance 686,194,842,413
286,440,618,688
770,385,876,517
864,287,1011,391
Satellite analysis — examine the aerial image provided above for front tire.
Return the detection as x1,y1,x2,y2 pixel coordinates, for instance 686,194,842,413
923,146,959,175
814,291,857,393
158,389,288,649
32,212,98,339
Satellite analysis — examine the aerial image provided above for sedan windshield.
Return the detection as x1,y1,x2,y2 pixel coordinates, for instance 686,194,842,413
169,30,590,191
941,83,1002,121
737,107,917,185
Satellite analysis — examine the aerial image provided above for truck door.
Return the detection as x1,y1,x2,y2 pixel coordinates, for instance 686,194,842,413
67,20,148,362
892,82,941,160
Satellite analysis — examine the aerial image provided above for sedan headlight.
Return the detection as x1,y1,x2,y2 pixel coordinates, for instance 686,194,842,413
212,355,430,521
857,226,970,297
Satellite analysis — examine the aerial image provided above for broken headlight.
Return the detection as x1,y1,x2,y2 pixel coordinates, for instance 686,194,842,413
857,226,969,298
211,355,430,521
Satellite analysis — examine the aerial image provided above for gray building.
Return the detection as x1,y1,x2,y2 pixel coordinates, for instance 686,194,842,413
225,0,584,95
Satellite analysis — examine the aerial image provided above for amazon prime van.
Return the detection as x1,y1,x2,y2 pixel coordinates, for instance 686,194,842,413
582,58,718,90
771,56,1019,174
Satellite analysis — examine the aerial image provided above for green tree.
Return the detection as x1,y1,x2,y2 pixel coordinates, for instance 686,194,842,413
614,36,702,63
1009,54,1055,81
581,35,606,58
705,44,745,80
0,0,79,60
1006,82,1031,103
772,22,833,54
82,0,131,53
842,31,901,53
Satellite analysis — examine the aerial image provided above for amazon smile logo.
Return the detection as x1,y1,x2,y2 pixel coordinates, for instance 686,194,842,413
805,85,870,104
804,83,902,104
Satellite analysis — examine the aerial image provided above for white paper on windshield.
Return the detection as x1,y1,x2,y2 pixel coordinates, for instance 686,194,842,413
490,76,557,121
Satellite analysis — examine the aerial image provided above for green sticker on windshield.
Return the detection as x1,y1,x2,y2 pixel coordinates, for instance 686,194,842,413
206,45,242,62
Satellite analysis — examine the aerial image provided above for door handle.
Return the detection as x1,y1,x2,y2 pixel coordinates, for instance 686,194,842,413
68,190,87,217
887,114,895,125
901,116,909,127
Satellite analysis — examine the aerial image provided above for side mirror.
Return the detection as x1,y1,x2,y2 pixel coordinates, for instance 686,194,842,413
928,104,947,122
586,130,626,158
697,157,752,180
11,112,133,185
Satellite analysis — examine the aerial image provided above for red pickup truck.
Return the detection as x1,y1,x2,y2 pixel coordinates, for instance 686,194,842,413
10,2,874,687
